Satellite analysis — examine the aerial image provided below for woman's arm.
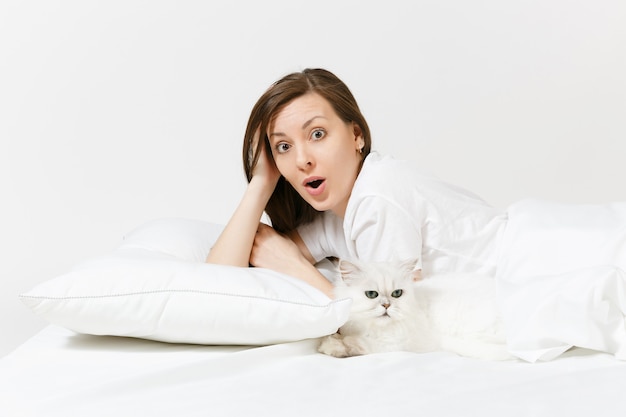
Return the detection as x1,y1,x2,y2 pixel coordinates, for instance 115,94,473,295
206,131,333,297
287,230,316,265
251,224,334,298
206,130,279,267
205,177,274,267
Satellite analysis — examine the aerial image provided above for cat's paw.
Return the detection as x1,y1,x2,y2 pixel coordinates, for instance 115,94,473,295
318,333,355,358
342,335,367,356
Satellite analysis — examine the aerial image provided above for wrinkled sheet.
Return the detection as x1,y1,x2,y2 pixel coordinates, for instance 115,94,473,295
2,325,626,417
496,199,626,362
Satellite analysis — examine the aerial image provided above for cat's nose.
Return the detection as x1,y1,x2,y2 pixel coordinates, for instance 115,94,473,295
382,303,390,309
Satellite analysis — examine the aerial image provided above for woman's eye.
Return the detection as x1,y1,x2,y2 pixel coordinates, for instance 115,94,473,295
364,290,379,299
391,289,403,298
311,129,325,140
275,143,291,154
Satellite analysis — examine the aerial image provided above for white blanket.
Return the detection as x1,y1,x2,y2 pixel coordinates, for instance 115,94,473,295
496,199,626,362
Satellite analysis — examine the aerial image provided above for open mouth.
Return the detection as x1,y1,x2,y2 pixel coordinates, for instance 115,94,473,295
307,179,324,189
303,177,326,196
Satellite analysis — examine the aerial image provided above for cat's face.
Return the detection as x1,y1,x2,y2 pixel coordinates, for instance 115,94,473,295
335,259,420,325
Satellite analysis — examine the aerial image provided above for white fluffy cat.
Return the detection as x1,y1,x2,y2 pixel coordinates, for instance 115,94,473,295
317,259,511,360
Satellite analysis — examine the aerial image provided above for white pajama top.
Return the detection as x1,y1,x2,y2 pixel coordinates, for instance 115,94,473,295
297,152,507,276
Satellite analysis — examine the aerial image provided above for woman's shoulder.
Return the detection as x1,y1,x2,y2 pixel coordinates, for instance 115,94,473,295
362,152,434,177
348,153,428,214
362,151,407,169
356,152,429,191
353,152,492,207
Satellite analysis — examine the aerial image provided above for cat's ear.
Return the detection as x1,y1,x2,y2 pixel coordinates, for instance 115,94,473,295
411,269,423,282
399,258,422,282
337,259,360,283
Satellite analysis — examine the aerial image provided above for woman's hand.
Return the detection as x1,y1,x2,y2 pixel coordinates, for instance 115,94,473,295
251,223,334,298
250,223,303,270
250,129,281,190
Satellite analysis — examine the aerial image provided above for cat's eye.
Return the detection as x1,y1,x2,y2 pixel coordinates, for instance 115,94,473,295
391,289,403,298
364,290,379,299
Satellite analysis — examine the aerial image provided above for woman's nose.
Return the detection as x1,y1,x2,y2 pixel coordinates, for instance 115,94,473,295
295,146,313,170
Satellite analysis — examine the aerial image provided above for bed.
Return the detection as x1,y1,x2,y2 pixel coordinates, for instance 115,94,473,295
2,324,625,417
3,204,626,416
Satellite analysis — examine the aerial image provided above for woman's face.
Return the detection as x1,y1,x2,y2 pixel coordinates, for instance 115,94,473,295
268,93,364,218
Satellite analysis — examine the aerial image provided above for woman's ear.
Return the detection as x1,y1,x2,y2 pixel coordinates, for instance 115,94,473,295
352,123,364,150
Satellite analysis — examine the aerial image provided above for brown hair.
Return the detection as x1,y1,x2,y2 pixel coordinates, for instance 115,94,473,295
242,68,371,233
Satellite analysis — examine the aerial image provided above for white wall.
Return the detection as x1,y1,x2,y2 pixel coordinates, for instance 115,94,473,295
1,0,624,357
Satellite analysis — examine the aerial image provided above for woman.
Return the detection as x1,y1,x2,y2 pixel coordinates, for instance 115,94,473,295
206,68,626,361
206,68,507,298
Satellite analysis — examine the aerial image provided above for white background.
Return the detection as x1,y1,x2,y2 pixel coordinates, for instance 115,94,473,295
1,0,624,357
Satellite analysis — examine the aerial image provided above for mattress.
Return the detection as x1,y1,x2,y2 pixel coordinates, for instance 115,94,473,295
2,325,625,417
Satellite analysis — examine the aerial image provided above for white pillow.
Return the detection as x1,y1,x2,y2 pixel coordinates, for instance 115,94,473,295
20,218,351,345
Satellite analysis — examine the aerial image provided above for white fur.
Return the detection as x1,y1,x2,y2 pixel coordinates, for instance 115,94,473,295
318,259,511,360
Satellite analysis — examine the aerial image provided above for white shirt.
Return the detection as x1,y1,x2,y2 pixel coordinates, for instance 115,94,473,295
298,152,507,276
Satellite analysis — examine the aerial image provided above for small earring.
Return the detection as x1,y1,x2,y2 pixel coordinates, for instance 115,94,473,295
358,147,363,154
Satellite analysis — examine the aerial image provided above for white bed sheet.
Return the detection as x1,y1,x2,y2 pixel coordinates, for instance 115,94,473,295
2,325,625,417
